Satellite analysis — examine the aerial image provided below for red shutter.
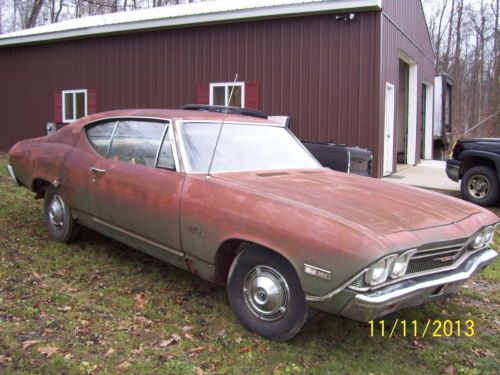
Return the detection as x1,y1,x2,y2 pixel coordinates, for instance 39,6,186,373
196,83,209,105
53,91,62,123
87,89,98,114
245,81,260,110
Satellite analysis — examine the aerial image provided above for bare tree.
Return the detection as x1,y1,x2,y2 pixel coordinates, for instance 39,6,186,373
26,0,45,28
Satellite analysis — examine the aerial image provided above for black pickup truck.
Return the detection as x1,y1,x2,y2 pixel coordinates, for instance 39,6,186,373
446,138,500,206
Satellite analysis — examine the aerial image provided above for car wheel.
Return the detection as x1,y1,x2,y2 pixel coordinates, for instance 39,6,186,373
44,185,80,243
461,166,499,207
227,245,309,341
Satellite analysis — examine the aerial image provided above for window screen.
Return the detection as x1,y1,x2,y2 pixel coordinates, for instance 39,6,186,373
108,120,166,167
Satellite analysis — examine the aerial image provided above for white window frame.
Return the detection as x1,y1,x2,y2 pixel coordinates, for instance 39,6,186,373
209,82,245,108
62,89,88,123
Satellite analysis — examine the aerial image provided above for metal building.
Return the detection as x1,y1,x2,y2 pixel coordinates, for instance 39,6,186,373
0,0,435,178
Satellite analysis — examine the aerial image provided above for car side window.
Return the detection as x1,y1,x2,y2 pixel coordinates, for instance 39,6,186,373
157,129,175,170
108,120,166,167
86,121,117,157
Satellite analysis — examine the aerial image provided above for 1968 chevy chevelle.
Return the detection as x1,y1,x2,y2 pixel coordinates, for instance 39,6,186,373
7,109,499,340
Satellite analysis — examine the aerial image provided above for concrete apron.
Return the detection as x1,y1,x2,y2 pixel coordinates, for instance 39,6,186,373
381,160,460,192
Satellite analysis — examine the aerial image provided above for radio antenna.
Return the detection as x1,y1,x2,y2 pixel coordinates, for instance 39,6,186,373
207,73,238,177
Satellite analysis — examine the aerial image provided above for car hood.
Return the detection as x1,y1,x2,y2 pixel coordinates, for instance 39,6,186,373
214,169,481,235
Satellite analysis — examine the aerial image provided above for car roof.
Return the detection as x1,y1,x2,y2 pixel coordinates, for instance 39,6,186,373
74,109,281,128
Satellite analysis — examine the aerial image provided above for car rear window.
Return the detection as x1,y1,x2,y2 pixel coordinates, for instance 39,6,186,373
86,121,117,157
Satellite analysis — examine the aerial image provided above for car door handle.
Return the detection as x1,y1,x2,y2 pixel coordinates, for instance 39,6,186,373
89,167,106,174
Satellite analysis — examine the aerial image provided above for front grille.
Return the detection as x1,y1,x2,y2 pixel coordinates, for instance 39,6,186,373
406,245,466,275
350,274,365,288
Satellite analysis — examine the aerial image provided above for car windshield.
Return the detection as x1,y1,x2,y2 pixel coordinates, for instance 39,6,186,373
180,122,321,173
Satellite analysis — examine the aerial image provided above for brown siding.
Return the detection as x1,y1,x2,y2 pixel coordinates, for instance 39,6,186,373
377,0,436,174
0,11,382,174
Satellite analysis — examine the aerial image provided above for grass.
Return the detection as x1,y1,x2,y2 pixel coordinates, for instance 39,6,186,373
0,152,499,374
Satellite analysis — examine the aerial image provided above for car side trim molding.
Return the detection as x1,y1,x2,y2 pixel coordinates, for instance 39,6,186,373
92,217,184,257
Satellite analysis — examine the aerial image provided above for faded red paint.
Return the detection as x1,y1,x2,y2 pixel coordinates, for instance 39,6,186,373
7,109,500,301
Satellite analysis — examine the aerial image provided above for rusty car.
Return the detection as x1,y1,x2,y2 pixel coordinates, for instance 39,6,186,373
7,109,499,340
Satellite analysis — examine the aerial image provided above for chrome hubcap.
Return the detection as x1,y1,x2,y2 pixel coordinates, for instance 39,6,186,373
468,175,490,199
48,195,65,230
243,265,289,321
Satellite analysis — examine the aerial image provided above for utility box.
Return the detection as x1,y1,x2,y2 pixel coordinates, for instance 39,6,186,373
47,122,57,135
433,74,453,159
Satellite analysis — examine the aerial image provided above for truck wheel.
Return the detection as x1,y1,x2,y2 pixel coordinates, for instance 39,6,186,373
461,166,499,207
227,245,309,341
44,185,80,243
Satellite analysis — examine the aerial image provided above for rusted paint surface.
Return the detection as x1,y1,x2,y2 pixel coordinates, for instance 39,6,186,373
8,109,499,301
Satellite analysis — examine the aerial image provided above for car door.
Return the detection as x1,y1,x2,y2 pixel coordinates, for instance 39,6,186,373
87,119,185,259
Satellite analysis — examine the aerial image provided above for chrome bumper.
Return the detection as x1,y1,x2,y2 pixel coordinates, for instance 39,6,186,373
6,164,20,185
340,248,498,322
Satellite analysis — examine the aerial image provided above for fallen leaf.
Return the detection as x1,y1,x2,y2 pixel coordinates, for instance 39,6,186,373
134,316,153,325
185,333,194,340
239,346,252,353
117,361,131,369
38,346,59,358
410,340,428,350
189,346,206,354
42,328,54,337
471,348,495,357
32,272,42,280
134,293,148,311
53,269,67,277
57,306,72,312
258,344,269,353
64,353,73,361
39,311,49,320
105,347,115,357
159,338,175,348
22,340,43,350
442,365,457,375
216,329,226,338
182,325,192,332
235,337,242,344
195,367,204,375
171,333,181,342
0,355,12,364
131,344,144,355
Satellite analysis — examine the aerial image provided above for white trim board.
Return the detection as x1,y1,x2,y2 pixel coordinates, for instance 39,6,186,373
423,82,433,160
0,0,382,47
383,82,395,176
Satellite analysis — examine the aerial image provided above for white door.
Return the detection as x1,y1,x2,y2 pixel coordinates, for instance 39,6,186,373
383,83,395,176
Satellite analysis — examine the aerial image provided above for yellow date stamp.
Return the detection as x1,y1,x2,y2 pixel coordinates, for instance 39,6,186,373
369,319,475,338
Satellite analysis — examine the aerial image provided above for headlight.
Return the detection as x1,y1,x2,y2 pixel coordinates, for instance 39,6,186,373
390,249,417,278
364,255,397,286
472,232,485,249
483,226,494,245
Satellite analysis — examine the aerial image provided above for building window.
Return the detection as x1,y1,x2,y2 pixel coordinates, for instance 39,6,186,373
209,82,245,107
62,89,87,122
